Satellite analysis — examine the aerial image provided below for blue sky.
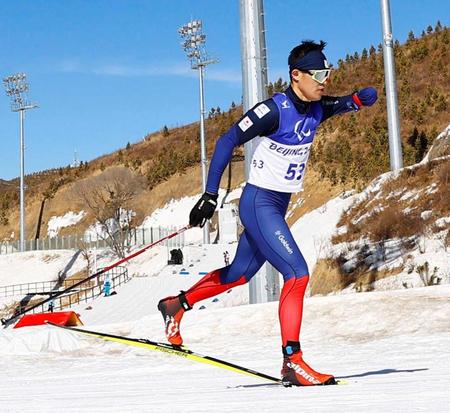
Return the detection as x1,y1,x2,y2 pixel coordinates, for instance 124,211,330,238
0,0,447,180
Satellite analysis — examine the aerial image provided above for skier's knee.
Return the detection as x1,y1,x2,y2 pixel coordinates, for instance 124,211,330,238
282,272,310,282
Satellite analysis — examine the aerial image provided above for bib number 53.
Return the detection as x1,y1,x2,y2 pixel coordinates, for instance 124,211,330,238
284,162,305,181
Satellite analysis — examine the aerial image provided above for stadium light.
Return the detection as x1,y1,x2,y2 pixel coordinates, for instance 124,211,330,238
178,19,217,244
3,73,38,252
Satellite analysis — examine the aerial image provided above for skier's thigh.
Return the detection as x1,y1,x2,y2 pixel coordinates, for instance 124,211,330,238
244,206,308,280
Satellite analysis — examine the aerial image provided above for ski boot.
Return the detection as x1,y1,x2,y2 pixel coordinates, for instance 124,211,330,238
157,292,192,346
281,341,336,387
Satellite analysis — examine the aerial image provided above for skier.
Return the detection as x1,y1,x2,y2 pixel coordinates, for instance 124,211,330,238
158,40,377,386
103,275,111,297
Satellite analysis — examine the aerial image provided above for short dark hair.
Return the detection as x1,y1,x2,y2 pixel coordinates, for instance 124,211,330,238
288,40,327,68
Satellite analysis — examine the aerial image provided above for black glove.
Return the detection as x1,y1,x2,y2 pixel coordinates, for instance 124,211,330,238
189,192,218,227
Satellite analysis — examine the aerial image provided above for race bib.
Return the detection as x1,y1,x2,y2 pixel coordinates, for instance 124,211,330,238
248,136,312,193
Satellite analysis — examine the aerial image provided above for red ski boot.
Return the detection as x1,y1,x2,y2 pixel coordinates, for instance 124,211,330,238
157,292,192,346
281,342,336,387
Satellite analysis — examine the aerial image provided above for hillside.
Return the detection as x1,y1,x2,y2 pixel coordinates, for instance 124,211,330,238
310,128,450,295
0,24,448,242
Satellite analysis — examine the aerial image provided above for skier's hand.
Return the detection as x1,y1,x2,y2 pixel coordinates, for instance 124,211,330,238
189,192,218,227
353,87,378,107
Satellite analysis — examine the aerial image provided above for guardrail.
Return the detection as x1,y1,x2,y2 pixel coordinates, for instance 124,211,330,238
0,278,92,298
10,266,130,316
0,226,185,255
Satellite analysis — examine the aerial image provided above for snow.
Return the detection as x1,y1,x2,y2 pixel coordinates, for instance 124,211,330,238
421,210,432,220
140,187,244,244
140,194,204,243
435,216,450,228
400,189,421,202
425,183,438,195
0,283,449,412
47,210,86,238
84,208,136,241
1,153,450,411
421,123,450,163
291,192,357,273
0,250,86,287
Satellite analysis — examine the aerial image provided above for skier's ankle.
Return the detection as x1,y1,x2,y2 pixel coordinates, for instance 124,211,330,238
282,341,301,356
178,291,193,311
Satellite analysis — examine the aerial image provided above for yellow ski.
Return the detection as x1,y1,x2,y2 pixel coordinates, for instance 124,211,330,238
48,322,346,386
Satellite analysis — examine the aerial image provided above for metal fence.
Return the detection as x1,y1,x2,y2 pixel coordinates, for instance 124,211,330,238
0,226,185,255
10,266,130,316
0,278,90,298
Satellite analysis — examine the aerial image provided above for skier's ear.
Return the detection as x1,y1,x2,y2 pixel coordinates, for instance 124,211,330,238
291,69,301,83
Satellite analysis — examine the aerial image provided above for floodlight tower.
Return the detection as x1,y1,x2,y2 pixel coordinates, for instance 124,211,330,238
178,20,217,244
3,73,38,252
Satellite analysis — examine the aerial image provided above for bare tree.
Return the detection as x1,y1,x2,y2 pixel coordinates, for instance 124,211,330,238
75,167,143,259
77,239,93,275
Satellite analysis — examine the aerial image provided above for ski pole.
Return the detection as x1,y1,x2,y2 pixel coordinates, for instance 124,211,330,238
1,225,192,328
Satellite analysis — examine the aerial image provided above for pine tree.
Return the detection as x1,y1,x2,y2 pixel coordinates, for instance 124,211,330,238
361,48,368,60
407,30,415,42
435,20,442,32
416,131,428,162
267,78,288,96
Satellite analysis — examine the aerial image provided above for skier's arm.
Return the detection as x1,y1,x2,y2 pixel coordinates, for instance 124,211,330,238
189,99,279,227
205,99,279,195
320,87,378,122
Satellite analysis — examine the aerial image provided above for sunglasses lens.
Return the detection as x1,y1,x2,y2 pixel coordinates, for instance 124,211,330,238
313,70,330,83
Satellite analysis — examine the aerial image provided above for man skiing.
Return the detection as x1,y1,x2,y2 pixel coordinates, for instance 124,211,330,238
158,40,377,386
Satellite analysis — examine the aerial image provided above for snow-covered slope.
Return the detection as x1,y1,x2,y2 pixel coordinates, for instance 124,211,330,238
0,249,86,286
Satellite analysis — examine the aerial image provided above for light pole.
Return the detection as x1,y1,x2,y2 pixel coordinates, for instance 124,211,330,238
239,0,279,304
380,0,403,170
3,73,38,252
178,20,217,244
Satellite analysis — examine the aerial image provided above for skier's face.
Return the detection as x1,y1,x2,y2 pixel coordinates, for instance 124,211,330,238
290,69,329,101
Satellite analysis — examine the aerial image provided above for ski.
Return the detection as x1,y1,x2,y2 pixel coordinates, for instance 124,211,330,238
47,322,282,384
47,322,346,386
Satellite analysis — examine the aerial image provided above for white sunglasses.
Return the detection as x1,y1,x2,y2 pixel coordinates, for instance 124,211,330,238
306,69,332,84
